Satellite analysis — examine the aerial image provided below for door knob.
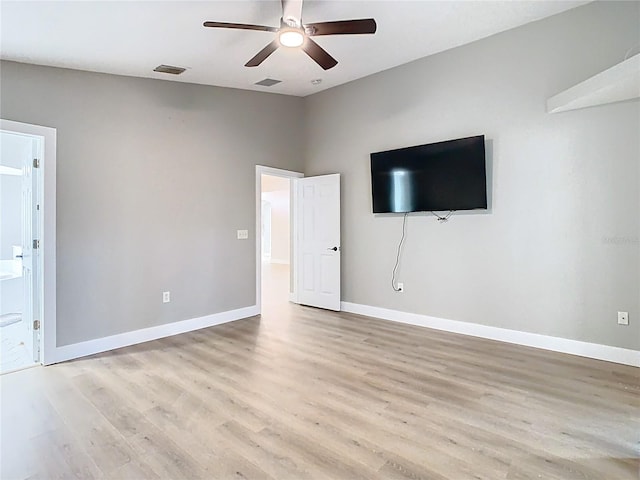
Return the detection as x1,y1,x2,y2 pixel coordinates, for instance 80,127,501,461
327,246,339,251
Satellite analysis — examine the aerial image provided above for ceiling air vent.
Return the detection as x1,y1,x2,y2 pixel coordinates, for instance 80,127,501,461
153,65,186,75
254,78,282,87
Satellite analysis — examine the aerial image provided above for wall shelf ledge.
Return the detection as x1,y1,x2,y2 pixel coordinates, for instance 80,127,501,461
547,53,640,113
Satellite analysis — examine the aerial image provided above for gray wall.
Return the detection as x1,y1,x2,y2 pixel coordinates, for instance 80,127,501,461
304,1,640,350
1,1,637,352
0,61,305,346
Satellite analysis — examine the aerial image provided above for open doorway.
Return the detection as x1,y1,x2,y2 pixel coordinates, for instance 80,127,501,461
0,130,42,374
256,167,342,316
255,166,303,315
260,174,292,310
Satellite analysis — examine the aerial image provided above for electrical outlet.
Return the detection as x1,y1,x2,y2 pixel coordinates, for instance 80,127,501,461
397,282,404,293
163,291,170,303
237,229,249,240
617,311,629,325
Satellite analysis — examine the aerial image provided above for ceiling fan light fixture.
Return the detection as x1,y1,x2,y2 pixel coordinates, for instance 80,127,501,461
203,3,377,70
279,29,304,48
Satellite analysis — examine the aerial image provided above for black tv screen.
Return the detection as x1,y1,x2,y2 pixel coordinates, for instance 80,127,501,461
370,135,487,213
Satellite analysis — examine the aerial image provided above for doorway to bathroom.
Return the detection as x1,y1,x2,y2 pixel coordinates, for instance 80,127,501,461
0,129,42,373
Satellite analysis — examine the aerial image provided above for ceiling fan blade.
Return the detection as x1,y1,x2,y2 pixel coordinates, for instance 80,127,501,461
281,0,303,27
301,38,338,70
203,21,278,33
305,19,377,36
245,40,280,67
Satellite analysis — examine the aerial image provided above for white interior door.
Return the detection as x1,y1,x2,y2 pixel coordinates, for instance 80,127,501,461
21,139,39,362
295,174,341,311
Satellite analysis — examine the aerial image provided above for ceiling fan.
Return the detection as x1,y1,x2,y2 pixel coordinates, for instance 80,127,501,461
203,0,377,70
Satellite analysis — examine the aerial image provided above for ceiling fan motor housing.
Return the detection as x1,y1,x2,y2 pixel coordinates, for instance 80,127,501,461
203,0,377,70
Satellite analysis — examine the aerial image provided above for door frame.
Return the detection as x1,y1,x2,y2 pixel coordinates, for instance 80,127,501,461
1,119,56,366
255,165,303,314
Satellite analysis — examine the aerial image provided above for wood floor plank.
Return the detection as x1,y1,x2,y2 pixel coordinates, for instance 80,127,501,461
1,265,638,479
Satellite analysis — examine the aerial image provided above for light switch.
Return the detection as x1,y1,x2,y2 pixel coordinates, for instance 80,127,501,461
237,229,249,240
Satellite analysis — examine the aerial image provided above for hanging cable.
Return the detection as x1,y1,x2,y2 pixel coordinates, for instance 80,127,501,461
391,213,409,291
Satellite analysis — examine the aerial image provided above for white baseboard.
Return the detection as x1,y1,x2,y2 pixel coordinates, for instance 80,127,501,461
270,258,290,265
341,302,639,367
49,305,259,365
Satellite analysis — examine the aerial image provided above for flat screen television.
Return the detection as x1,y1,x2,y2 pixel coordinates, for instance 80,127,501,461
370,135,487,213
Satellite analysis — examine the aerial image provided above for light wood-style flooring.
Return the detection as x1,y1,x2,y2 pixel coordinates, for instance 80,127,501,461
1,264,638,479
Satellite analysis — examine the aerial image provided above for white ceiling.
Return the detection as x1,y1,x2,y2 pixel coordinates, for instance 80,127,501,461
0,1,588,97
